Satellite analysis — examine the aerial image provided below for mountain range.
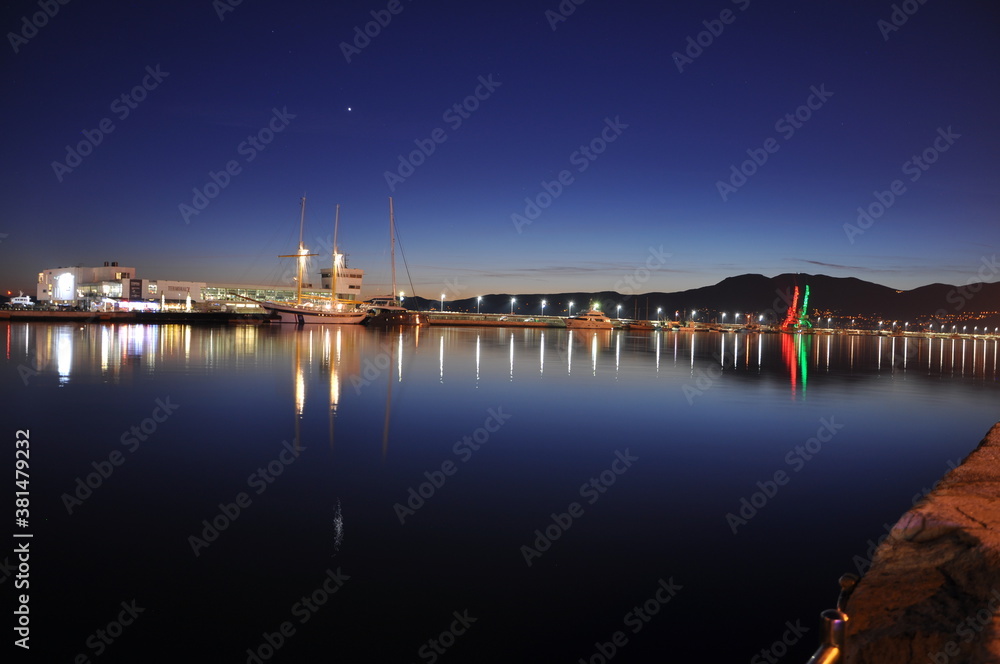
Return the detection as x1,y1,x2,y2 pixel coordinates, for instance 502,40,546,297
410,273,1000,326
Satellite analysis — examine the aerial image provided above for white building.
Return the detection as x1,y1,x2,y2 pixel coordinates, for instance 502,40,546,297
37,262,206,309
35,261,364,310
37,262,137,305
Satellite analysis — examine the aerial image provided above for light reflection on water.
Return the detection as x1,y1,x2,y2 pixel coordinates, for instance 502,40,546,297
4,322,1000,662
11,323,999,389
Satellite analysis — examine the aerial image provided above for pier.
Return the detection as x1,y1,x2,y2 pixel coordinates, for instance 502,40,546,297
832,422,1000,662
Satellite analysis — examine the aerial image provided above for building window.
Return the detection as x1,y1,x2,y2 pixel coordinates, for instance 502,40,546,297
149,284,158,294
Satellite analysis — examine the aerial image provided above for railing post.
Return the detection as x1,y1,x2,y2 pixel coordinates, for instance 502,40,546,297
805,574,857,664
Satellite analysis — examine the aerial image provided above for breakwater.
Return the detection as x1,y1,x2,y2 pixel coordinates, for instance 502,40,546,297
843,422,1000,662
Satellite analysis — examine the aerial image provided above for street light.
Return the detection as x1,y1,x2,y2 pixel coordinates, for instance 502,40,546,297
477,296,482,314
569,301,574,317
541,300,546,316
440,293,445,312
657,307,662,321
617,304,621,319
510,297,516,315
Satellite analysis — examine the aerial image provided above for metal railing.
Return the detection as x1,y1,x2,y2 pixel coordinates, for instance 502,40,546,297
805,574,858,664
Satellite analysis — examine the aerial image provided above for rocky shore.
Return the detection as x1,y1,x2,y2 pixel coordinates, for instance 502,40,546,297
844,422,1000,663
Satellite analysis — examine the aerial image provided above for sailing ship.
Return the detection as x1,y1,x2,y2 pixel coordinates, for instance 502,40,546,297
363,197,423,326
260,198,368,325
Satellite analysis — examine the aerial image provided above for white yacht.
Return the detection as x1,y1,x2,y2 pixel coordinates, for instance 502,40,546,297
564,309,614,329
10,292,33,307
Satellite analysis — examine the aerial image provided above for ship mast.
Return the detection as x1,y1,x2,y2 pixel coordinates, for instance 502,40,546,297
278,196,316,305
389,197,397,304
298,197,306,304
332,204,340,307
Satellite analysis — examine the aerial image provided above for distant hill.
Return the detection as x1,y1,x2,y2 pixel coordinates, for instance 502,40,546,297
408,273,1000,326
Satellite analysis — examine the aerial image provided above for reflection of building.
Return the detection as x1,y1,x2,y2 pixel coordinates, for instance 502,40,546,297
35,261,364,310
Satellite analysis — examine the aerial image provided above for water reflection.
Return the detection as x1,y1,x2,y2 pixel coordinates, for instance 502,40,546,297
6,324,1000,396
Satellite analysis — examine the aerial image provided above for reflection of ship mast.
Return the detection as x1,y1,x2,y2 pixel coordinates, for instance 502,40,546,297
293,329,305,451
381,338,393,461
328,327,341,451
292,328,342,452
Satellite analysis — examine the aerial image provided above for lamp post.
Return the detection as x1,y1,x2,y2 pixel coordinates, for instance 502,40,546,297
657,307,662,321
541,300,546,316
569,301,574,317
510,297,516,315
440,294,445,312
477,296,482,314
616,304,621,319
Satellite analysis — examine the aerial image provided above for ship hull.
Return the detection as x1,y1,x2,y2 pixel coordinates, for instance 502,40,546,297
262,302,368,324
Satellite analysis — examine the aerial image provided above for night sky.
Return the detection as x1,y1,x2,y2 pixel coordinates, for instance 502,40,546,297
3,0,998,298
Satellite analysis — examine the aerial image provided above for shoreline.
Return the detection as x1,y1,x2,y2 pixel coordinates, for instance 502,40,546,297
843,422,1000,662
3,309,1000,340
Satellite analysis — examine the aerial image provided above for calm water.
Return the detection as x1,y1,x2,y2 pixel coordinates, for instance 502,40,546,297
5,322,1000,662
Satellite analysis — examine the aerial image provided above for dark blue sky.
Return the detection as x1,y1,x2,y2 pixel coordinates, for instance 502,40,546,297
3,0,998,298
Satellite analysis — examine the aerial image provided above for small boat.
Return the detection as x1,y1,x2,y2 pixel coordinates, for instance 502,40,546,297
565,310,614,330
10,292,33,307
361,296,406,314
261,198,367,325
624,320,658,331
361,198,423,327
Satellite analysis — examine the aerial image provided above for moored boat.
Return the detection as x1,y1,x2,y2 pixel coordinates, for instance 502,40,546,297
262,198,367,325
361,197,423,327
261,301,368,324
565,309,614,330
